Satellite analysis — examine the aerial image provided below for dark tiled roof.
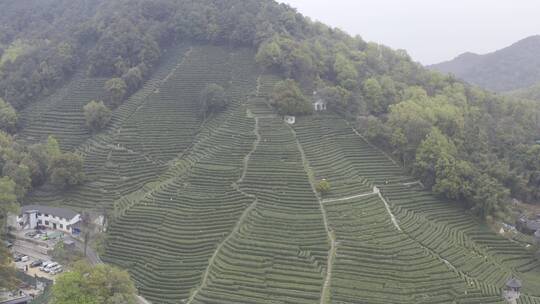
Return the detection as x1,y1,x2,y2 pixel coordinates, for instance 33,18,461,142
21,205,79,221
505,278,522,288
518,217,540,231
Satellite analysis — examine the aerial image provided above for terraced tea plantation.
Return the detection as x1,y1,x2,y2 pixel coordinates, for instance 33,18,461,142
294,115,540,304
22,44,540,304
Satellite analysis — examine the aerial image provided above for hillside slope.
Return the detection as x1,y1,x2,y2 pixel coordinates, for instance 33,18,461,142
429,35,540,92
508,81,540,102
1,0,540,303
17,42,540,304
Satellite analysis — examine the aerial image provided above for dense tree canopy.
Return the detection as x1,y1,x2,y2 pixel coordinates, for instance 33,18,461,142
1,130,84,196
0,0,537,221
0,241,17,290
0,176,18,232
0,176,18,291
52,262,137,304
49,152,85,189
271,79,312,116
104,78,127,108
0,98,17,133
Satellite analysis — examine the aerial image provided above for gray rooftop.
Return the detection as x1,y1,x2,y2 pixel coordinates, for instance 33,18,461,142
505,278,522,289
519,217,540,231
21,205,79,221
527,220,540,231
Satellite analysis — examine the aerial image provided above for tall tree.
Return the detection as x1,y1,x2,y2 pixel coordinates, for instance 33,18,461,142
46,135,61,160
49,152,85,189
0,242,17,290
255,39,282,70
2,161,31,199
363,78,384,114
0,97,17,133
271,79,312,116
334,53,358,90
414,127,457,188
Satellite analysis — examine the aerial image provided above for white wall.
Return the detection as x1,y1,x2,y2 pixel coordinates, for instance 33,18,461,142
16,212,81,234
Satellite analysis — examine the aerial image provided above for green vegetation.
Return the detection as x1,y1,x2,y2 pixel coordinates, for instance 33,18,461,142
0,177,17,217
0,176,18,290
49,241,84,266
271,79,312,115
0,97,17,132
0,0,539,303
1,0,536,218
104,78,127,108
0,242,17,290
17,77,107,150
508,81,540,102
49,152,85,188
1,130,84,202
83,101,111,132
361,84,540,219
294,114,540,302
101,46,261,303
52,262,137,304
199,84,229,118
316,179,331,195
0,40,29,67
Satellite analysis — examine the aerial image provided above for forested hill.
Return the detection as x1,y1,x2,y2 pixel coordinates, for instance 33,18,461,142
429,35,540,92
0,0,539,233
509,82,540,102
1,0,540,302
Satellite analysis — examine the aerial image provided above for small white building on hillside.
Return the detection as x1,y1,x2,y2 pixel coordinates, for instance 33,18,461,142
313,91,327,111
8,205,81,235
284,115,296,124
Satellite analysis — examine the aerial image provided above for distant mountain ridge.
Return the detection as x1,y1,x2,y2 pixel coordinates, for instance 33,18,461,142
429,35,540,92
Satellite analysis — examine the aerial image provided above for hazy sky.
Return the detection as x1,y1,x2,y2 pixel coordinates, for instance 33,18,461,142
279,0,540,65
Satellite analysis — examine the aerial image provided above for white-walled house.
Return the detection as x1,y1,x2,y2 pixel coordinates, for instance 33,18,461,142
312,91,327,111
9,205,81,235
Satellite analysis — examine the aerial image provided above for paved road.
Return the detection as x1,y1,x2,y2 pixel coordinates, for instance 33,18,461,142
12,240,50,261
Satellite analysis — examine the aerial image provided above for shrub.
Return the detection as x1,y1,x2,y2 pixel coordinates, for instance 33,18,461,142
83,100,111,132
316,179,331,195
199,84,229,118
